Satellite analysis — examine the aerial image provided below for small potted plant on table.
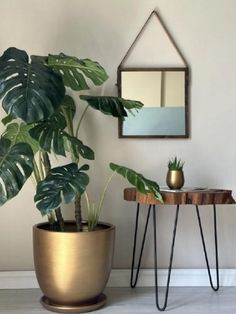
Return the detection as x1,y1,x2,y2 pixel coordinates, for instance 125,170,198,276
166,156,185,190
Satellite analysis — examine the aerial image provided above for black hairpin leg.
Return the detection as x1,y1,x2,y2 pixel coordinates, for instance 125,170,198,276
153,204,180,311
195,204,219,291
130,203,152,287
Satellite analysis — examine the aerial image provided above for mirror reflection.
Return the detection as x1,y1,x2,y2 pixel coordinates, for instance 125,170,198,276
119,69,188,138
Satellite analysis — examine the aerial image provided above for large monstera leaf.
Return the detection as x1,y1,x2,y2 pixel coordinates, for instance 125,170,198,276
29,120,65,156
0,138,34,205
47,54,108,91
29,94,93,159
29,119,94,160
0,47,65,123
110,163,163,202
35,163,89,215
80,95,143,118
2,122,40,154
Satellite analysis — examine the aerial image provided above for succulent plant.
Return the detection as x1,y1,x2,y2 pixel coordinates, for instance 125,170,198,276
168,157,184,171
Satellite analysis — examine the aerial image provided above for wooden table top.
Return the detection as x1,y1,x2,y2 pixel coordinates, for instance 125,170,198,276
124,187,235,205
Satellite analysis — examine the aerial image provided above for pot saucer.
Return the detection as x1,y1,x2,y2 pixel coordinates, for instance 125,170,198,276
41,293,106,313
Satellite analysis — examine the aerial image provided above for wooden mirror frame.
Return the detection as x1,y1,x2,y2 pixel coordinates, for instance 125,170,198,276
117,10,190,139
118,66,190,138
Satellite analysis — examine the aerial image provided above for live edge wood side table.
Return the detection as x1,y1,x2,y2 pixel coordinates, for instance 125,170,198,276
124,187,235,311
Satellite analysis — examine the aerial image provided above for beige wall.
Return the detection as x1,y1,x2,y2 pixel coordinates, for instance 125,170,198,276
0,0,236,270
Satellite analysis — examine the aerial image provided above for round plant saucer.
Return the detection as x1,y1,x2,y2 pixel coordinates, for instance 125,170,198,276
40,293,106,313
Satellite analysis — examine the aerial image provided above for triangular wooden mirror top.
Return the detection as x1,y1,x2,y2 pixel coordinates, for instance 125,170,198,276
118,10,190,138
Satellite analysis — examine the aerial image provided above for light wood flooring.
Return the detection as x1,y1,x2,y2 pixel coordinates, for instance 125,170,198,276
1,287,236,313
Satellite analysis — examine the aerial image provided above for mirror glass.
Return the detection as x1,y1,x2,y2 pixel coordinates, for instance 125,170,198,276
119,68,189,138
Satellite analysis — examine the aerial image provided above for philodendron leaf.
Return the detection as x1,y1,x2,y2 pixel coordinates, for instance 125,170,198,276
0,47,65,123
109,163,163,202
47,54,108,91
34,163,89,215
80,95,143,118
2,122,40,154
0,138,34,205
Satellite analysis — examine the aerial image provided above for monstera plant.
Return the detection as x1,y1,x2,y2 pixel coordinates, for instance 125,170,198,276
0,47,162,231
0,47,164,312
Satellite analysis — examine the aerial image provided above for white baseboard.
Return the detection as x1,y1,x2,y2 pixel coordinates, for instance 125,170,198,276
0,271,39,289
1,269,236,289
108,269,236,287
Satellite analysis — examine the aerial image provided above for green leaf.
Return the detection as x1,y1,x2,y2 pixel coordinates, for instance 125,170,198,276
120,99,144,116
0,138,34,205
168,156,184,170
29,121,94,160
2,122,40,154
66,135,94,160
30,55,48,64
60,95,76,120
47,54,108,91
26,96,74,155
0,47,65,123
79,164,89,171
34,163,89,215
29,120,66,156
1,114,15,126
80,95,143,118
109,163,163,202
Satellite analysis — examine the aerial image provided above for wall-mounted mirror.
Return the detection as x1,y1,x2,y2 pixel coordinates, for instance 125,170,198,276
118,10,190,138
118,67,189,138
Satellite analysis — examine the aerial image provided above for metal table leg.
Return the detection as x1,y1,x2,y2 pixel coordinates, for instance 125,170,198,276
130,203,152,287
195,204,219,291
153,204,180,311
130,203,219,311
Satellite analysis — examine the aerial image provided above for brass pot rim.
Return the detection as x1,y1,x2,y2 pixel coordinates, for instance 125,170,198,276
167,169,184,172
33,220,115,234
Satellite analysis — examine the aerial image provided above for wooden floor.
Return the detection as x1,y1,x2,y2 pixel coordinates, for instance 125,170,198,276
1,287,236,313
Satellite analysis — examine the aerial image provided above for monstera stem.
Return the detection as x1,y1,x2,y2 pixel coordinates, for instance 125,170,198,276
76,104,89,137
42,152,51,175
32,160,41,184
55,209,65,231
42,152,65,231
75,194,83,231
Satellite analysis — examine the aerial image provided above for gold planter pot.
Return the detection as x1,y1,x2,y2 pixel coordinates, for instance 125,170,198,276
166,170,185,190
33,221,115,313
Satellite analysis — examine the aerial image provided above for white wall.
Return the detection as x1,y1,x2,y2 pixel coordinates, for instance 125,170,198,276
0,0,236,271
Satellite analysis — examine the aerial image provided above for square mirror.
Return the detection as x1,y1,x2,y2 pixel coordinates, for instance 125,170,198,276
118,67,189,138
